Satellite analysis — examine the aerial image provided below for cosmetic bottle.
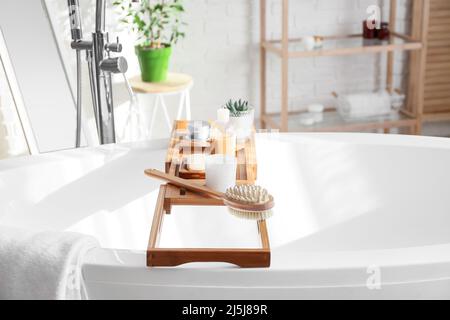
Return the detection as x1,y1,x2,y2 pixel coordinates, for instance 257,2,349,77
378,22,390,41
363,20,377,39
213,108,237,157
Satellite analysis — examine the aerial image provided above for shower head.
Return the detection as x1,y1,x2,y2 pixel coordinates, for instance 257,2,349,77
67,0,132,146
67,0,82,41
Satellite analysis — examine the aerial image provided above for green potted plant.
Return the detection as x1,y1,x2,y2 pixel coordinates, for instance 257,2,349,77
114,0,186,82
223,99,255,139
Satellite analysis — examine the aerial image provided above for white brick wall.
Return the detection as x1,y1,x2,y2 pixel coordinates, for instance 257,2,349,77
46,0,415,138
169,0,411,118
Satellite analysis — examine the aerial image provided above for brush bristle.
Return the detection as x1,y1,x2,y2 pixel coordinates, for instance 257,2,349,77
226,185,270,204
228,207,273,221
225,185,274,220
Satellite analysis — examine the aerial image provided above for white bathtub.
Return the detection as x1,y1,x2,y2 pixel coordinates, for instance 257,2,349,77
2,133,450,299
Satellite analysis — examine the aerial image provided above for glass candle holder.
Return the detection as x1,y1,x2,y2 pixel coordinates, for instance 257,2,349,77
216,131,237,157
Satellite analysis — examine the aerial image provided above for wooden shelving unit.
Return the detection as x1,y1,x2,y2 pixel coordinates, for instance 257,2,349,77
419,0,450,127
260,0,429,134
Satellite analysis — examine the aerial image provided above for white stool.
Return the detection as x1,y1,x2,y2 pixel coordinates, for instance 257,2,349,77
130,73,193,138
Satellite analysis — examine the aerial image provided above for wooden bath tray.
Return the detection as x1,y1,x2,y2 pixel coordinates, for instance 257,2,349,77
146,120,270,268
165,120,257,183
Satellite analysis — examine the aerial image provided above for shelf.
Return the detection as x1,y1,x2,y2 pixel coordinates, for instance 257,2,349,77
422,111,450,122
259,0,427,135
261,110,417,133
262,33,422,58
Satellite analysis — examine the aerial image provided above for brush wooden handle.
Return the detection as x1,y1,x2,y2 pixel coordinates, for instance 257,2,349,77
144,169,225,200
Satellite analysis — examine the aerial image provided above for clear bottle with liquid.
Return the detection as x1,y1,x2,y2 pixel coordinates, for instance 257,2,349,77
213,108,237,157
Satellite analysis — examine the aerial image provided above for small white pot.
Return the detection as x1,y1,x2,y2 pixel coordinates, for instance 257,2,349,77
228,108,255,139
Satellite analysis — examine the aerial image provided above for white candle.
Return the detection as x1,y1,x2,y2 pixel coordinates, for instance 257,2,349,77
205,154,237,192
217,108,230,123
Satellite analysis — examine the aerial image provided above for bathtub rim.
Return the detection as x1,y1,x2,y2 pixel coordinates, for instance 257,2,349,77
2,133,450,172
82,242,450,289
3,133,450,290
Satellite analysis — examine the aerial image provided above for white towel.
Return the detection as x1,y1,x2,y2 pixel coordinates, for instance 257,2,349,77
338,91,392,119
0,226,99,300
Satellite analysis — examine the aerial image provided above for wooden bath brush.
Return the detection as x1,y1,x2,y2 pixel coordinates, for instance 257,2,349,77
145,169,274,221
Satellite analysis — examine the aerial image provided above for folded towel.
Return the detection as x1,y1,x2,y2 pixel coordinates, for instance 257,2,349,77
338,91,392,119
0,226,99,300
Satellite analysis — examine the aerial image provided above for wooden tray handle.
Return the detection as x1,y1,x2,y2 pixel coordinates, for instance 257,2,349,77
145,169,225,200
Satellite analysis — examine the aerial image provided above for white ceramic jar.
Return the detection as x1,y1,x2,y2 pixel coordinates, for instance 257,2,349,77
228,107,255,139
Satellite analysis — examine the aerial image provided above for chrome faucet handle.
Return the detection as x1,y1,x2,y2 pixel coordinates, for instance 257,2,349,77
106,37,122,53
71,40,93,51
100,56,128,74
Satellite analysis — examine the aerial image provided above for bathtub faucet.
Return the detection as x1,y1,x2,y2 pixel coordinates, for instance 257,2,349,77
68,0,129,146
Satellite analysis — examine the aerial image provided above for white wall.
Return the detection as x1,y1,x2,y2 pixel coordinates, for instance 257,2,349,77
45,0,414,140
0,69,28,159
0,0,80,152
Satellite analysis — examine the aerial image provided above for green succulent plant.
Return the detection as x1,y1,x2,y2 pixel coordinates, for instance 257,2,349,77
224,99,252,117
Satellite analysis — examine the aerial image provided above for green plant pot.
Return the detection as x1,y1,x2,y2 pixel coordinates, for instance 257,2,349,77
135,45,172,82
